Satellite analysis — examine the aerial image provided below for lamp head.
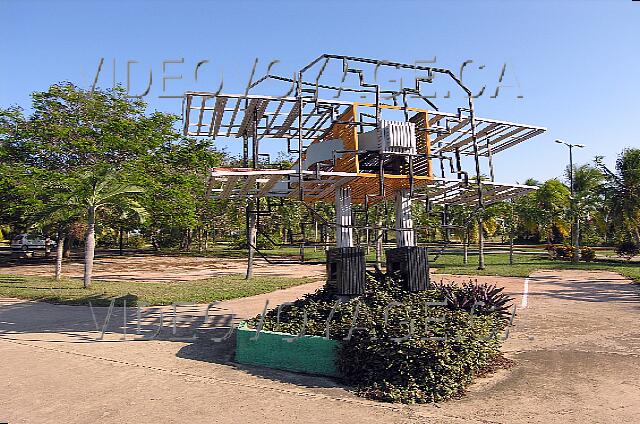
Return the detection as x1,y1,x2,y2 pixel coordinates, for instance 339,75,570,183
575,144,585,148
554,139,564,144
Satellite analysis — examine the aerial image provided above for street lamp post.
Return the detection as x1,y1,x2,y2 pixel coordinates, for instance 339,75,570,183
555,139,585,263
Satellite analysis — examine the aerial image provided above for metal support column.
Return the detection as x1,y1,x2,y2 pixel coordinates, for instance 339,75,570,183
336,186,353,248
395,189,415,247
467,96,486,270
245,200,257,280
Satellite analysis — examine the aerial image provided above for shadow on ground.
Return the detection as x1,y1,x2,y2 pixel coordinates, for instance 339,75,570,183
176,334,346,390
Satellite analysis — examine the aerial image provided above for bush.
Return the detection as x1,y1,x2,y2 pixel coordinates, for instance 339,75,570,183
615,241,639,261
553,244,574,260
247,272,511,403
433,280,513,317
580,246,596,262
551,244,595,261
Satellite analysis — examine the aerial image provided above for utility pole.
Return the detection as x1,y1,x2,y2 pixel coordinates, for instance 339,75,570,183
509,199,515,265
555,139,585,263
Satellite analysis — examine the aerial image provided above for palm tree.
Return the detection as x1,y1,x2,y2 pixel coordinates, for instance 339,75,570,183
596,149,640,244
566,163,603,259
534,179,570,248
60,170,147,287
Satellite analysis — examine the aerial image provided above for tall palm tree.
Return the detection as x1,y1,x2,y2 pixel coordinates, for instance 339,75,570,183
61,170,147,287
534,179,570,247
596,149,640,244
566,164,603,260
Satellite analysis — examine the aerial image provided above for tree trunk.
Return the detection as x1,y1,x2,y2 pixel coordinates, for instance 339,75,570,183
572,218,580,263
119,226,124,256
246,207,257,280
463,228,468,264
546,234,554,259
477,215,485,270
83,206,96,288
184,228,193,251
63,236,72,258
55,234,65,281
151,235,159,251
44,238,52,257
375,218,383,266
509,228,514,265
321,224,329,252
314,218,318,252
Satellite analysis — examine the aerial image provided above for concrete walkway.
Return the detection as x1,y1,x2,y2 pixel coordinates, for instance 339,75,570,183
1,270,639,423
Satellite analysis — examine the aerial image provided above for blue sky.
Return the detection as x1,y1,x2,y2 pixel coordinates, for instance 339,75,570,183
1,0,638,183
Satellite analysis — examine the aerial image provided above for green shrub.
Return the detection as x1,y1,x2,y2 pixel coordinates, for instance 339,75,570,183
616,241,639,262
553,244,574,260
580,246,596,262
433,280,513,317
247,272,510,404
552,244,594,261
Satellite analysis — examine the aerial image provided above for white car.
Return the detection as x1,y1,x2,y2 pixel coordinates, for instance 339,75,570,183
10,234,55,252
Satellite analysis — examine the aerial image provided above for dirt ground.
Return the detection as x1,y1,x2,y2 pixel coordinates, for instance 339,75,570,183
0,254,326,281
1,269,640,423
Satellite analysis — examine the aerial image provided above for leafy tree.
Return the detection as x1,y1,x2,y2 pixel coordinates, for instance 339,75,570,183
596,149,640,244
0,106,42,232
1,83,173,279
38,201,84,280
132,138,225,250
532,179,570,245
21,83,175,173
615,240,639,262
509,178,540,242
566,163,603,255
54,169,147,287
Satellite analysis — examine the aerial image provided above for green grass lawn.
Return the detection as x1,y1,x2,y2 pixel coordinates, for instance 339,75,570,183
431,252,640,283
253,246,640,284
2,249,638,308
0,274,314,306
177,245,640,282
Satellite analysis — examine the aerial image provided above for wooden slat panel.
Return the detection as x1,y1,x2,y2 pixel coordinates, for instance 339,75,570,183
220,176,240,199
258,174,284,196
210,97,228,138
238,175,258,196
274,102,301,137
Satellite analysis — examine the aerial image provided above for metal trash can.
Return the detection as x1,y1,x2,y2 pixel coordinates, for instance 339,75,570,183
385,246,430,292
326,247,366,295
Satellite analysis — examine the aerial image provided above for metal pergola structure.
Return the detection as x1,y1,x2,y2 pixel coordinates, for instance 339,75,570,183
183,93,544,158
182,54,546,273
202,169,537,207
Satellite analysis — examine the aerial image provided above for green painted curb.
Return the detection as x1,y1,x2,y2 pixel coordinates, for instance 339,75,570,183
235,322,341,377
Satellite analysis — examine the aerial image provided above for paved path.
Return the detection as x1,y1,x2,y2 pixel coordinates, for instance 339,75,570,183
1,270,639,423
0,255,326,281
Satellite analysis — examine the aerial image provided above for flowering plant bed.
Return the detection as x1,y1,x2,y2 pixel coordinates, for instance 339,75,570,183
243,270,513,403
